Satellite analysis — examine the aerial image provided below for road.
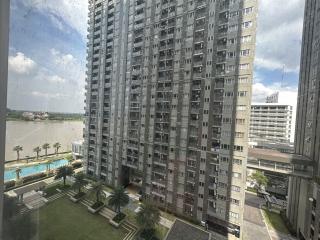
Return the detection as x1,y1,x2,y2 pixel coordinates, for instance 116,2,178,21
243,192,271,240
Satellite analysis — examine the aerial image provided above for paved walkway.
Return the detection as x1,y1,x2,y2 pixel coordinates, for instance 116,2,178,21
243,192,270,240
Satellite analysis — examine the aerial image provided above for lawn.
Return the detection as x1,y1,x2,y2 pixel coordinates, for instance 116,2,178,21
32,197,128,240
262,209,289,234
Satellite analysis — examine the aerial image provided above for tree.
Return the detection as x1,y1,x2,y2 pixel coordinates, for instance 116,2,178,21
13,145,23,161
42,143,50,156
251,171,268,190
108,186,129,214
136,202,160,233
15,167,22,180
33,146,41,159
46,159,53,172
73,172,87,193
3,195,37,240
90,181,105,203
53,142,61,155
54,165,74,186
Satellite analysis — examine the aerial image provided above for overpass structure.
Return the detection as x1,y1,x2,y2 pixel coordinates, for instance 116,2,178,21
247,148,313,178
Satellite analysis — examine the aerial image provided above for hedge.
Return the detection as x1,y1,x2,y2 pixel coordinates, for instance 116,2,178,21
22,172,47,184
4,180,16,190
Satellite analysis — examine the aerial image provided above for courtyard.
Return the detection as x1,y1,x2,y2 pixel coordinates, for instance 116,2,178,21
32,196,128,240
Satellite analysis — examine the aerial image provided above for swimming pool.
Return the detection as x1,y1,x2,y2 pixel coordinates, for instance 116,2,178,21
4,159,68,182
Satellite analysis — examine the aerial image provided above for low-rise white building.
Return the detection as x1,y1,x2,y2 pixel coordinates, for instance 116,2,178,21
250,103,293,144
71,140,83,160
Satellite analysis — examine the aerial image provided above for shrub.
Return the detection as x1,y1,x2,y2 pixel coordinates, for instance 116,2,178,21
22,172,46,184
139,229,155,240
91,201,104,209
112,212,126,223
73,192,85,199
4,180,16,190
71,162,82,169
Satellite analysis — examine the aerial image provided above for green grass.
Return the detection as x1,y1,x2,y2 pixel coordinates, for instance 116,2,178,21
262,209,289,234
246,187,257,193
33,197,128,240
160,210,176,222
155,225,169,239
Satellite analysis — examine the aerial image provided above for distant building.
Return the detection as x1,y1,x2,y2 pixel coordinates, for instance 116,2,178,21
72,140,83,160
266,92,279,103
22,112,35,121
250,103,293,144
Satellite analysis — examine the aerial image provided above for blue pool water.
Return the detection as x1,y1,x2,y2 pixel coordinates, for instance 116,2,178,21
4,159,68,181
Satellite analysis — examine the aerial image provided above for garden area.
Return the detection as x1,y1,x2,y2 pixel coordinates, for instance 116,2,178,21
32,196,128,240
262,208,290,234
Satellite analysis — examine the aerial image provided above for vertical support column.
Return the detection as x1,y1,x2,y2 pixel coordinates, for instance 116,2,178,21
0,0,10,237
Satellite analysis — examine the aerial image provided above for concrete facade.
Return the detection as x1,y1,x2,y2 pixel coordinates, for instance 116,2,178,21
84,0,258,238
287,1,320,239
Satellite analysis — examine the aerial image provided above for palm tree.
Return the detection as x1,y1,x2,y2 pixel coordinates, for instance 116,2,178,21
91,181,105,203
136,202,160,233
42,143,50,156
15,167,22,180
53,142,61,155
54,165,74,186
46,159,53,172
13,145,23,161
33,146,41,159
108,186,129,214
73,173,87,193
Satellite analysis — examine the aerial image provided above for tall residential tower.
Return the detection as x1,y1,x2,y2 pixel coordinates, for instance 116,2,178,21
84,0,258,239
287,1,320,239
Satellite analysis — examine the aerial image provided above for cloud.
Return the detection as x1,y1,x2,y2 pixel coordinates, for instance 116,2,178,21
252,82,298,105
50,48,76,66
21,0,88,39
46,75,66,83
31,91,67,99
8,52,36,74
255,0,304,73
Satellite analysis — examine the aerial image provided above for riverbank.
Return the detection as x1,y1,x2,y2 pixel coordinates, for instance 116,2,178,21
5,120,83,161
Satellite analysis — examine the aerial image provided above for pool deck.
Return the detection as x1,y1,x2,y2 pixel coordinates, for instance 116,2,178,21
5,152,72,169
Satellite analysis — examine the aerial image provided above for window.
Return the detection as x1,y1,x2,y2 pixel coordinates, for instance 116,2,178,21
242,21,253,28
231,198,240,205
240,49,250,56
232,172,242,178
231,185,241,192
230,211,239,219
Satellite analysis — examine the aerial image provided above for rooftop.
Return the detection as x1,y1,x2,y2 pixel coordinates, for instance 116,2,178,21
251,103,293,107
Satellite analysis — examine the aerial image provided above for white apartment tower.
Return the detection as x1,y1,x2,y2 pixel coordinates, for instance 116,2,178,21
84,0,258,239
250,103,293,144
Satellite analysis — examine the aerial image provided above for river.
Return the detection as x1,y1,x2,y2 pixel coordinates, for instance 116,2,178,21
5,121,84,161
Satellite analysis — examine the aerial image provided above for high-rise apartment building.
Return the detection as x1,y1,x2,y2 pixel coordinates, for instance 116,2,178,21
286,1,320,239
84,0,258,239
249,103,293,144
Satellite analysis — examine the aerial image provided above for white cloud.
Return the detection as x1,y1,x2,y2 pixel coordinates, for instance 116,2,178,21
9,52,36,74
50,48,76,66
255,0,304,72
252,82,298,105
46,75,66,83
21,0,88,39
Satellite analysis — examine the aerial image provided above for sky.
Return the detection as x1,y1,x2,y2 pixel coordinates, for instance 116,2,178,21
7,0,305,113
